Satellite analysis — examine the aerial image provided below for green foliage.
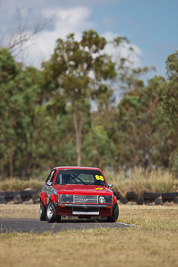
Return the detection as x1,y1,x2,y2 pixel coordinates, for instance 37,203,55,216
83,125,115,168
0,34,177,179
108,74,177,170
42,30,118,166
159,51,178,126
0,48,18,83
166,50,178,81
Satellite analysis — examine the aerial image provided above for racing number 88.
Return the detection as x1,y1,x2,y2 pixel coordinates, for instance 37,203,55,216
95,175,104,181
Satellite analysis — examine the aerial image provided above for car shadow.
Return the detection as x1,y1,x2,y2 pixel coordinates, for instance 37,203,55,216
59,218,107,223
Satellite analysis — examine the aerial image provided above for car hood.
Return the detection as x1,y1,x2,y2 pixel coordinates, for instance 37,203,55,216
54,184,113,196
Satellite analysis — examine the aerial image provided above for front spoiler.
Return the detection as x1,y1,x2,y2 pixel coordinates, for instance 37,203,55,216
54,203,113,208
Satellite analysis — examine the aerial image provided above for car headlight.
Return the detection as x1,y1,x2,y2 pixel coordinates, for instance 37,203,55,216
59,194,73,203
98,196,106,203
98,195,112,203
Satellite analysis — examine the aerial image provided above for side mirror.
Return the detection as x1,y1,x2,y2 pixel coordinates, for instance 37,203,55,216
108,183,113,189
46,181,52,186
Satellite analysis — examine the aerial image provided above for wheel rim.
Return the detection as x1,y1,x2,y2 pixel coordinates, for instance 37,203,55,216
47,203,53,219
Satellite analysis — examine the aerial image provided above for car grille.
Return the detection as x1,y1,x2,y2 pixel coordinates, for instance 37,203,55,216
74,195,98,204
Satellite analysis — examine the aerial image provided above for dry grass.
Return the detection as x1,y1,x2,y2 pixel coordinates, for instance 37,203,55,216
0,168,177,196
0,204,40,218
105,168,178,196
0,179,43,191
0,204,178,267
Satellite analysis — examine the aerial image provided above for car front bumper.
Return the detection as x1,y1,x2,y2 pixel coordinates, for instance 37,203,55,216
54,203,113,217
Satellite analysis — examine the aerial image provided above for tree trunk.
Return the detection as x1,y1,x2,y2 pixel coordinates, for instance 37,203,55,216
0,158,4,177
73,103,83,166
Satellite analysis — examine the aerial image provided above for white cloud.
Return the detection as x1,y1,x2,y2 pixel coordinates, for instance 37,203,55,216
17,6,94,67
1,1,142,69
103,31,142,68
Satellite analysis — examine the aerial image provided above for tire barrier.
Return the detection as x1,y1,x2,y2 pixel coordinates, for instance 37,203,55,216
154,197,163,205
0,190,177,205
0,189,40,204
162,192,178,202
136,198,144,205
126,191,138,201
173,197,178,204
0,192,7,204
143,192,162,201
120,197,128,204
118,191,178,205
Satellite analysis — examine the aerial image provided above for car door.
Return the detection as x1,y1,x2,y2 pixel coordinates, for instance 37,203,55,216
41,169,56,206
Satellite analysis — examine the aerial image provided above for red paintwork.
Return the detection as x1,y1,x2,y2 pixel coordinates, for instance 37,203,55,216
51,194,57,203
53,184,112,196
40,166,115,218
41,192,47,206
113,196,117,204
55,206,112,217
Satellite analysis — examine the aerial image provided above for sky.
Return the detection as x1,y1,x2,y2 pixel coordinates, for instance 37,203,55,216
0,0,178,81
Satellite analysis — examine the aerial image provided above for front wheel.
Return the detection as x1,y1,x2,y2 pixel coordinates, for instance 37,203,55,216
46,202,61,223
107,202,119,222
40,201,46,221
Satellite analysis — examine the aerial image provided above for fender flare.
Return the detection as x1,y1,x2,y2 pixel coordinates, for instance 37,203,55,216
113,196,117,204
40,192,47,206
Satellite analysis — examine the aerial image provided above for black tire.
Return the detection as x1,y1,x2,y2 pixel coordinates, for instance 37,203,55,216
46,202,61,223
107,202,119,222
137,198,144,205
120,197,128,204
173,197,178,204
162,192,178,202
40,200,46,221
126,191,138,201
143,192,161,200
155,197,163,205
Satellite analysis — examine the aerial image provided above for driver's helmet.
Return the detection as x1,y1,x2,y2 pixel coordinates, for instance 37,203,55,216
62,174,71,184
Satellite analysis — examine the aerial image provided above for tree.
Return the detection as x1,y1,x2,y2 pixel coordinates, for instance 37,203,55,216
0,48,19,176
0,48,44,178
83,125,115,168
160,51,178,124
159,51,178,174
166,50,178,81
0,9,49,57
13,66,42,178
42,30,117,166
114,76,170,169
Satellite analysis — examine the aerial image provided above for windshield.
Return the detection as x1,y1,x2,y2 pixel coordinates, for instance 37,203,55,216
54,169,107,186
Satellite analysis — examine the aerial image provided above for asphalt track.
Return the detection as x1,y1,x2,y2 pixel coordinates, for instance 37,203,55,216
0,218,133,233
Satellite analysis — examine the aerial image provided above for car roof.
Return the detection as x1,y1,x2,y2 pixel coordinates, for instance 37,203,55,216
53,166,101,171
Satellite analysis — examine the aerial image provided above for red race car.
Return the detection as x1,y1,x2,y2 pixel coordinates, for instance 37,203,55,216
40,166,119,222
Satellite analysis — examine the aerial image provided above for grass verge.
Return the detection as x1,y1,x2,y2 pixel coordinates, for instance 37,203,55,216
105,168,178,196
0,204,178,267
0,179,43,191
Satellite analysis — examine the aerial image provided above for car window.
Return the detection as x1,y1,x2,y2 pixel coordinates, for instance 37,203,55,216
54,169,106,186
54,173,62,185
46,170,56,184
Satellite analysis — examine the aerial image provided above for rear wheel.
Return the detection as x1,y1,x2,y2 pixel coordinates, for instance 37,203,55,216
40,200,46,221
106,202,119,222
46,202,61,223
